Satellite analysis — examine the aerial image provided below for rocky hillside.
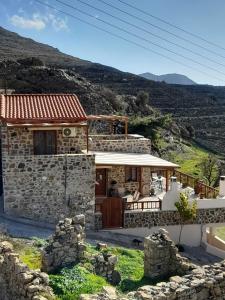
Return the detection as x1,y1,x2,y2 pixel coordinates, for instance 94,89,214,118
1,26,225,155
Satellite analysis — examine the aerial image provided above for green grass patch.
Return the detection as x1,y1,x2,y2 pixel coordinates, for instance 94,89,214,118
0,235,42,270
19,245,42,270
50,265,108,300
50,245,153,299
166,143,211,177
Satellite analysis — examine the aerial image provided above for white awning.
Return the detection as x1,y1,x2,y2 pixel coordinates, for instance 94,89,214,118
84,151,179,168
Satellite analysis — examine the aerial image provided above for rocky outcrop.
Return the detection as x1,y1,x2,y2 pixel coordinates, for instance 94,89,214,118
42,215,86,273
0,241,54,300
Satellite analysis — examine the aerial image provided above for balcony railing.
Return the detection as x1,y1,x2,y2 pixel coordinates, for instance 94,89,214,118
124,200,162,211
174,170,219,199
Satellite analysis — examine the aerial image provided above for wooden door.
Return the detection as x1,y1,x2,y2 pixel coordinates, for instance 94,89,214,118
95,169,107,196
102,197,123,228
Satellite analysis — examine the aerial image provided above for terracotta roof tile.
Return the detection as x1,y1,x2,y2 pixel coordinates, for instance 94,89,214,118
0,94,87,124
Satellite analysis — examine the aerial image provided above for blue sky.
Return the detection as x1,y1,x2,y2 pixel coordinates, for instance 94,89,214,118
1,0,225,85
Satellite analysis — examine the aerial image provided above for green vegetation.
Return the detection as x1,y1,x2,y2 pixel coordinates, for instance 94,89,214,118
109,246,151,292
166,143,210,176
50,265,108,300
129,114,172,151
50,244,152,299
0,235,42,270
175,193,197,246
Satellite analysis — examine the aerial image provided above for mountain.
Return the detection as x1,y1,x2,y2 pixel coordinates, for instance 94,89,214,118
139,72,196,85
1,26,225,156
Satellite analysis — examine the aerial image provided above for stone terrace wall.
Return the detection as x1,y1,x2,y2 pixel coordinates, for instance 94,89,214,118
124,208,225,228
1,126,86,156
42,215,86,273
0,241,54,300
89,135,151,154
3,154,95,228
133,262,225,300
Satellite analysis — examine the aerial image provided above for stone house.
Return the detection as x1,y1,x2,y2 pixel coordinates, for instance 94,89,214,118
0,93,179,229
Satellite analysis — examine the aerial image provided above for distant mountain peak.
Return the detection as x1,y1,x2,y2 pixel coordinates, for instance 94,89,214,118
139,72,197,85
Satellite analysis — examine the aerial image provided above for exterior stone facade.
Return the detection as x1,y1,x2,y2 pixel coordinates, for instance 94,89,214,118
89,134,151,154
107,166,151,196
42,215,86,273
1,126,86,156
3,154,95,228
124,208,225,228
144,230,192,280
0,241,54,300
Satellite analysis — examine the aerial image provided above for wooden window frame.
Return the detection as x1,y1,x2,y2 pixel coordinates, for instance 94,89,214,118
125,166,140,183
33,130,57,155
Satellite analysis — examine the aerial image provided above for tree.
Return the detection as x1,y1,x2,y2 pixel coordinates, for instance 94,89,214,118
136,91,149,107
175,193,197,247
198,154,219,186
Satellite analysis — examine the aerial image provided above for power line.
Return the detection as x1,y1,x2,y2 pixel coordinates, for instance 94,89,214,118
34,0,225,83
97,0,225,61
73,0,225,69
53,0,225,77
117,0,225,53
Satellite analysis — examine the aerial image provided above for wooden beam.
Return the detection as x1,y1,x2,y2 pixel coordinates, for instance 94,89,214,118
166,170,169,192
86,124,89,153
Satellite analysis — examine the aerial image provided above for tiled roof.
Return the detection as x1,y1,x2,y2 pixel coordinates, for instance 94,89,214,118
0,94,87,124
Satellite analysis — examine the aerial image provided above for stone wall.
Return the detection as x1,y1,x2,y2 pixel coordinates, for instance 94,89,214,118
89,134,140,141
92,253,119,283
144,230,192,280
133,262,225,300
107,166,151,196
0,241,54,300
89,136,151,154
1,126,86,156
42,215,86,273
3,154,95,228
124,208,225,228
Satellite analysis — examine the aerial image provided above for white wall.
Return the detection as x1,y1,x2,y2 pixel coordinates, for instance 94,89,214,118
111,223,225,247
162,191,225,211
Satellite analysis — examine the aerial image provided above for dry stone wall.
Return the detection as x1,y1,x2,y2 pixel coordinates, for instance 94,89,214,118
42,215,86,273
132,262,225,300
144,230,193,280
91,253,119,283
3,154,95,228
0,241,54,300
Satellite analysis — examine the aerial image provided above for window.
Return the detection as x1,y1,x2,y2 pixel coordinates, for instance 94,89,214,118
33,131,56,155
125,167,140,182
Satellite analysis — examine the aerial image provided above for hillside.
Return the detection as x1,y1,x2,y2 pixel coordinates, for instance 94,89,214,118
139,72,196,85
1,26,225,156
